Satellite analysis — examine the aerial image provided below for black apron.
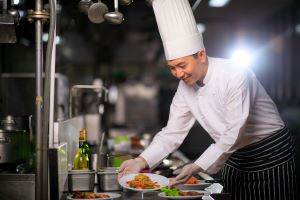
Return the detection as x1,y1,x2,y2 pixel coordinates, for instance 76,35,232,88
222,126,298,200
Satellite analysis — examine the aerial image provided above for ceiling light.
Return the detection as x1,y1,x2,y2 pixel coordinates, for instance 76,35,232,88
208,0,230,7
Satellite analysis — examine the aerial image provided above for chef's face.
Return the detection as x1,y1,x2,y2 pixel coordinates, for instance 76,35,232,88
167,50,208,86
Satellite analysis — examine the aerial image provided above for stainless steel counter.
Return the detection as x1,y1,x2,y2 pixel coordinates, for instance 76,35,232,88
0,173,35,200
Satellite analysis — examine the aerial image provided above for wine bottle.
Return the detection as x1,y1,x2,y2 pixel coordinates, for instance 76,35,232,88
73,131,89,170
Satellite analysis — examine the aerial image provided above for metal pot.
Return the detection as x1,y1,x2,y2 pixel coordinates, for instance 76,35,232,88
0,115,31,132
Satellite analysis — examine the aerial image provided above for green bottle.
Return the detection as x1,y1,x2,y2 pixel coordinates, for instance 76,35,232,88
73,131,89,170
82,128,91,168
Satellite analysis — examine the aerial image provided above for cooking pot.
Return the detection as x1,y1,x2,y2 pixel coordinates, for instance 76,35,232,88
0,115,33,164
0,115,31,132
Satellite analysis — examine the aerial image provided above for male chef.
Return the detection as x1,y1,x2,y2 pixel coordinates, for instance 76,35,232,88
118,0,297,199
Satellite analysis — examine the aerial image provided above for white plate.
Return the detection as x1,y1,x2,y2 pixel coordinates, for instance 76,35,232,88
158,190,207,199
118,173,169,192
176,180,211,190
67,192,121,200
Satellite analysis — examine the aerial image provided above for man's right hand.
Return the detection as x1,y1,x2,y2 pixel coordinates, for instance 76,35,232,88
118,157,147,179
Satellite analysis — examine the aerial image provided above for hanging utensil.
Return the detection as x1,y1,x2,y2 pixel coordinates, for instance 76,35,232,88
119,0,133,6
104,0,123,25
87,0,108,24
78,0,93,14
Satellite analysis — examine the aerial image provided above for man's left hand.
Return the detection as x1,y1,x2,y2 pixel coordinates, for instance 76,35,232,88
169,163,202,187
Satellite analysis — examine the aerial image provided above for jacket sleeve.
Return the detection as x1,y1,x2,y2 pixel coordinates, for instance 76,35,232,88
194,69,253,174
140,86,196,168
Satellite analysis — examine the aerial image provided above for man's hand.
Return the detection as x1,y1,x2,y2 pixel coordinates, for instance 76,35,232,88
169,163,202,187
118,157,147,179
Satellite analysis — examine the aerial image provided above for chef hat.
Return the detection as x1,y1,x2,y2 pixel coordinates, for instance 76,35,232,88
153,0,205,60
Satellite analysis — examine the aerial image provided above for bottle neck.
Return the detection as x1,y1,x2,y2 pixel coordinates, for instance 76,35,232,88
79,140,84,148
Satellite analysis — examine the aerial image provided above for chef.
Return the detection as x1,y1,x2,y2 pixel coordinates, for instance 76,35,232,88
118,0,298,199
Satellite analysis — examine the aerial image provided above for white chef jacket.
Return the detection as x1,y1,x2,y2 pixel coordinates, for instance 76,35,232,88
140,57,285,174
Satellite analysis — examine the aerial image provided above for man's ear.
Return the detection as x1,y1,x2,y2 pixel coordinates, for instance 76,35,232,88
198,50,207,63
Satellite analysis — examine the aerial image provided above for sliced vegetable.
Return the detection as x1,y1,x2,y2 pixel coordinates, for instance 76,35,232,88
160,187,180,196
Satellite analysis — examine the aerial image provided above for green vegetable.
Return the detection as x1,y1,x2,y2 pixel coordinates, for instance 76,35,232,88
160,187,180,196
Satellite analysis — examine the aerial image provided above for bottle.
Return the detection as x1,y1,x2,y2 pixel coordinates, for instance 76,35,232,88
82,128,91,168
73,131,89,170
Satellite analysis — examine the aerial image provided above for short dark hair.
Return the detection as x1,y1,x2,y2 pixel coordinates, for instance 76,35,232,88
192,52,198,58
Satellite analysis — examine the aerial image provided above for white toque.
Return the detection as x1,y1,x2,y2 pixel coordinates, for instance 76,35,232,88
153,0,205,60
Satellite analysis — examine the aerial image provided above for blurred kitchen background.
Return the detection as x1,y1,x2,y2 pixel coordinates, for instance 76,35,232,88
1,0,300,198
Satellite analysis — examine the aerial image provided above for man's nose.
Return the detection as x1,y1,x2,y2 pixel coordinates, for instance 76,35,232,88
176,69,185,79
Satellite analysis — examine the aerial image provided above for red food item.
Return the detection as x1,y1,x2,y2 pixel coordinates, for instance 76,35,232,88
71,192,110,199
180,191,203,196
185,176,199,184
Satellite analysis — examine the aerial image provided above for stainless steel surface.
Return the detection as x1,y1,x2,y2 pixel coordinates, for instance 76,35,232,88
0,173,35,200
98,130,107,168
97,167,122,191
49,143,68,200
119,0,133,6
0,115,31,131
103,0,124,24
68,170,95,191
8,7,20,24
87,0,108,24
0,14,17,43
53,116,84,166
42,0,56,198
34,0,44,198
192,0,202,11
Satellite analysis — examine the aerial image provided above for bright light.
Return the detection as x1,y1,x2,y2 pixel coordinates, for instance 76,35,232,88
42,33,49,42
197,23,206,33
56,36,61,45
13,0,20,5
208,0,230,7
43,33,61,45
231,49,252,67
295,24,300,34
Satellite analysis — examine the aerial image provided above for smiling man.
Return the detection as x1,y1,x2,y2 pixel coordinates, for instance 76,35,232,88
167,51,208,86
118,0,298,199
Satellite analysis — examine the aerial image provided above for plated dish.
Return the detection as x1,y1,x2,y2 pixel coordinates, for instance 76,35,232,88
176,176,211,190
158,189,207,199
118,173,169,192
67,192,121,200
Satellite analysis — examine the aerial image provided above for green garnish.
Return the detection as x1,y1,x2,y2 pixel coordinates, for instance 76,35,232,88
160,187,180,196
